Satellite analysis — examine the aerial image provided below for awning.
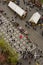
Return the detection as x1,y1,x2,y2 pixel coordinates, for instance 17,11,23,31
29,12,41,24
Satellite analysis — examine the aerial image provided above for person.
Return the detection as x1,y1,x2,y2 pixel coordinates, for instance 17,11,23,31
23,0,25,4
40,24,42,29
4,12,6,15
29,7,31,11
36,61,39,65
0,0,1,3
10,35,12,38
13,29,14,33
22,51,26,59
20,51,22,54
20,62,22,65
33,25,36,30
15,15,17,18
7,17,9,19
16,61,19,65
18,44,20,47
0,21,3,25
42,31,43,36
29,61,31,65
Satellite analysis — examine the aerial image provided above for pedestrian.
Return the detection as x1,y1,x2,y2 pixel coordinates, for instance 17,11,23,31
0,0,1,3
25,8,28,12
18,44,20,47
10,35,12,38
15,15,17,18
42,31,43,36
0,21,3,25
36,61,39,65
29,7,31,11
12,19,14,21
16,61,19,65
29,61,31,65
20,62,22,65
40,24,42,29
30,45,33,49
7,30,8,33
22,51,26,59
9,29,11,32
20,51,22,54
12,29,14,33
23,0,25,4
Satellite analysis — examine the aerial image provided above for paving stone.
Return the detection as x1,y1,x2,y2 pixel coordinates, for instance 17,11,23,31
0,14,36,58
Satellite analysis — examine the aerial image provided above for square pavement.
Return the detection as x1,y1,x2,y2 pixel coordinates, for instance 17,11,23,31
0,14,36,56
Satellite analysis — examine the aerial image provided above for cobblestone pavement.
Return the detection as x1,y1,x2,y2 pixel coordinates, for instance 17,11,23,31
0,0,43,65
0,14,36,59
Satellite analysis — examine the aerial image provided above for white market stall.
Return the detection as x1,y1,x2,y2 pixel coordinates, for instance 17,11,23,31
29,12,41,24
8,1,27,18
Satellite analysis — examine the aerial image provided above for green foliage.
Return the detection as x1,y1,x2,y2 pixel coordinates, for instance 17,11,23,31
0,37,18,65
41,0,43,3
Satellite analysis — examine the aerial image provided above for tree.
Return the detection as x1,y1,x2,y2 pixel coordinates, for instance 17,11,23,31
0,37,18,65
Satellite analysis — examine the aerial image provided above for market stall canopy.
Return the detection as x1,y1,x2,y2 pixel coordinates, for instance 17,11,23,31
29,12,41,24
8,1,27,17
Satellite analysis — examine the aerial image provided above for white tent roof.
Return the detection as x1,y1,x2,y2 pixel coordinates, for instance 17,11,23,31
8,1,26,17
29,12,41,24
